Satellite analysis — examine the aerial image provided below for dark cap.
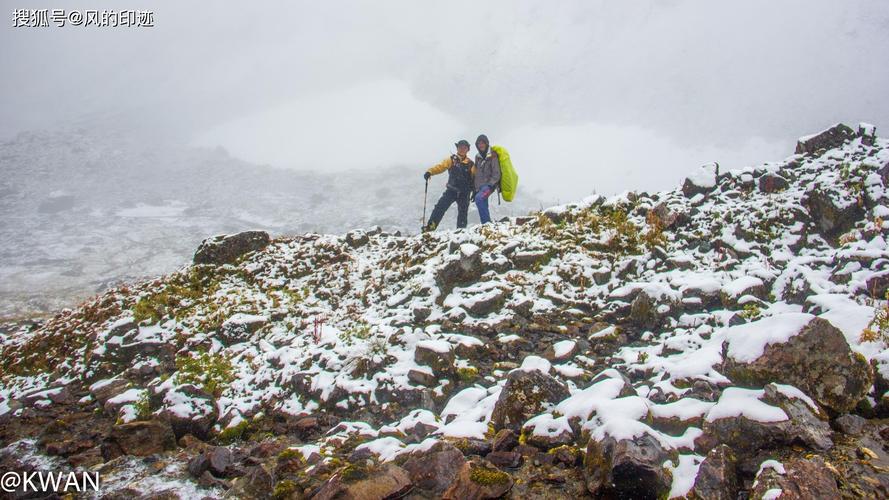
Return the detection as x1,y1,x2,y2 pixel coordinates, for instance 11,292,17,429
475,134,489,146
455,139,470,148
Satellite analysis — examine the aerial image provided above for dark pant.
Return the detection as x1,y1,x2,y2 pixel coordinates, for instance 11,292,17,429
427,188,469,229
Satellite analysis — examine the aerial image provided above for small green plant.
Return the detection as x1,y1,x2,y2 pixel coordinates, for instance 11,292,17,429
339,322,372,345
457,366,479,383
739,302,762,321
175,350,235,396
469,464,511,485
133,390,151,420
217,419,250,444
860,291,889,343
272,479,298,500
636,351,649,363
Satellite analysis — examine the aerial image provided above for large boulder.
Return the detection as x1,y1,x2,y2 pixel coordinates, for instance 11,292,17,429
723,316,872,414
795,123,856,155
583,433,675,499
802,188,865,243
701,385,831,456
193,231,271,265
490,369,570,432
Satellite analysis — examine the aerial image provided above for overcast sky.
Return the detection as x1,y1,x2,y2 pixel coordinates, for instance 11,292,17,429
2,0,888,200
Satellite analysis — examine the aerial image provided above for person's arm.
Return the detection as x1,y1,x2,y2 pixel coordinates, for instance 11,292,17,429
427,156,453,176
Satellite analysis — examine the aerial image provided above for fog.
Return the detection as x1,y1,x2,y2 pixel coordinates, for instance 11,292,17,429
2,0,888,199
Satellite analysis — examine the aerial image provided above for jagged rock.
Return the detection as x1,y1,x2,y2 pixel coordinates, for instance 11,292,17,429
491,429,518,452
759,173,790,193
407,368,437,387
859,123,878,146
219,313,268,344
511,250,550,270
795,123,856,154
412,306,431,323
701,385,832,457
490,369,570,432
442,457,513,500
543,340,578,363
879,160,889,186
866,271,889,299
682,163,718,198
435,244,484,295
314,464,412,500
762,383,832,451
108,420,176,456
159,384,219,440
648,202,687,229
833,413,868,436
723,317,873,413
208,446,235,477
689,445,738,500
414,340,455,376
228,465,274,500
89,377,131,406
402,442,466,494
344,229,370,248
583,433,675,499
802,187,865,243
748,456,841,499
193,231,271,266
187,453,210,478
628,292,661,330
461,287,508,317
485,450,522,468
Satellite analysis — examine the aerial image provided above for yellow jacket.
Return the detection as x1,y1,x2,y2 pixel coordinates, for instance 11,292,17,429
426,154,475,176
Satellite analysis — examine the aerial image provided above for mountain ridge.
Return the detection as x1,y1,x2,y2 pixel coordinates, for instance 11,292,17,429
1,123,888,498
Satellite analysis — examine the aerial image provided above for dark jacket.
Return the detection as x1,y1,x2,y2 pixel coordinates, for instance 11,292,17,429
427,154,474,193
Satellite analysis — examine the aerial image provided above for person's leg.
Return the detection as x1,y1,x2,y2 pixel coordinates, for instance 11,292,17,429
426,189,457,231
474,184,494,224
456,191,470,228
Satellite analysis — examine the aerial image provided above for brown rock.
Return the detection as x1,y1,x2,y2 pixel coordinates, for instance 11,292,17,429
748,456,840,499
402,442,466,494
723,317,873,414
108,420,176,457
442,458,513,500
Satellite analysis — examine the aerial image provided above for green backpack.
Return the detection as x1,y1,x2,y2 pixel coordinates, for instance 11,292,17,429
491,144,518,202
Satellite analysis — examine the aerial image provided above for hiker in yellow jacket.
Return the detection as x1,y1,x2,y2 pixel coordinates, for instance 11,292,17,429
423,140,475,231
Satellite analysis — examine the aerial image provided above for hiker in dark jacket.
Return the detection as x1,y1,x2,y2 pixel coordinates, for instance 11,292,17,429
423,139,475,231
472,134,501,224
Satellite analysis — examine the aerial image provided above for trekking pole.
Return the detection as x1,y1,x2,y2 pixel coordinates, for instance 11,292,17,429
422,178,429,231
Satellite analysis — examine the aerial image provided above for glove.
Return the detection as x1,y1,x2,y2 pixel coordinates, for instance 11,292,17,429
424,172,431,181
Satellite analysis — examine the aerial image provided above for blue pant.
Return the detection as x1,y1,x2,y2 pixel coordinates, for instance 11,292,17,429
475,184,495,224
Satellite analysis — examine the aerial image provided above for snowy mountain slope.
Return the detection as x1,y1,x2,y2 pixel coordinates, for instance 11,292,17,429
0,128,545,319
1,123,888,498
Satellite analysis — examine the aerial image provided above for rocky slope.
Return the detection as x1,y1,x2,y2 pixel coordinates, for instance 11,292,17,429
0,128,544,319
1,123,889,499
